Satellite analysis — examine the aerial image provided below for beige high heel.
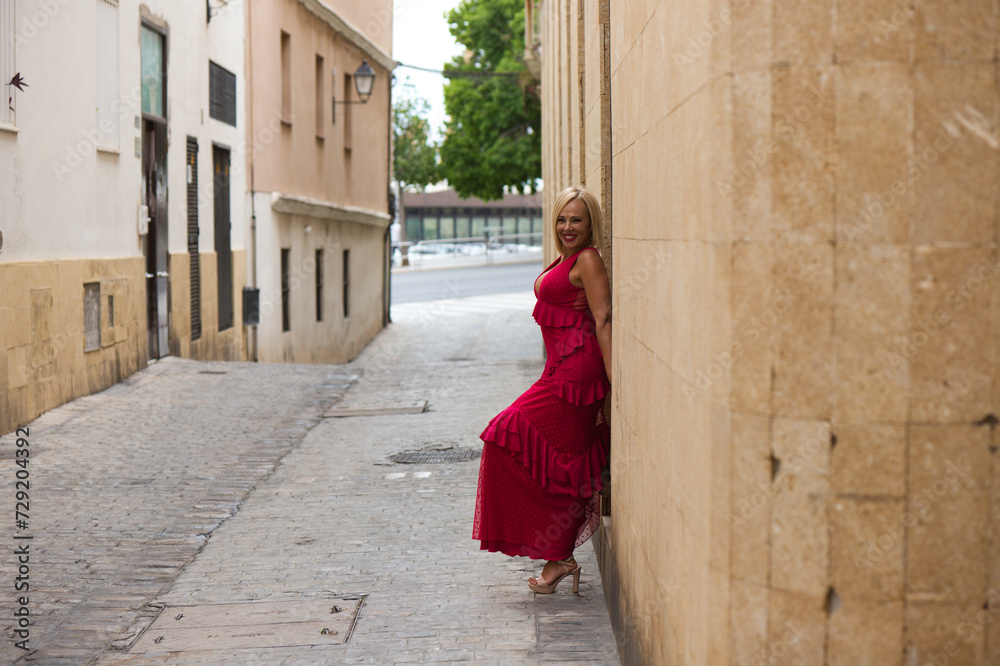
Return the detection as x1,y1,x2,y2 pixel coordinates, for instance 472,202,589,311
528,557,581,594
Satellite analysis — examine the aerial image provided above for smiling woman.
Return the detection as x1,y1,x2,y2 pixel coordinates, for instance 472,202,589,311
473,186,612,595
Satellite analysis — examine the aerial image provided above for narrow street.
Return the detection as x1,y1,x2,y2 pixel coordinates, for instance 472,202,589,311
1,273,619,664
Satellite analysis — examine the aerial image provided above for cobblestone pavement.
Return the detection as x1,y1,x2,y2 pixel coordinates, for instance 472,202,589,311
2,291,620,664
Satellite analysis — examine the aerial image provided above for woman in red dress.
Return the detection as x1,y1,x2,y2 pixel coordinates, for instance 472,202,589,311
473,186,612,594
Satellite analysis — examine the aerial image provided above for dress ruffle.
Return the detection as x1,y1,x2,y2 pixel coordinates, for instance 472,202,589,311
532,300,604,360
541,375,610,406
531,298,593,329
480,406,609,498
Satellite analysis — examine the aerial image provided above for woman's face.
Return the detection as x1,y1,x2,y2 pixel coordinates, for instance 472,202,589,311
556,198,591,255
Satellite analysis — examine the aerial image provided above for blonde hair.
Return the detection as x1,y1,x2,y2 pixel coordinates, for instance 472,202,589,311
551,186,604,254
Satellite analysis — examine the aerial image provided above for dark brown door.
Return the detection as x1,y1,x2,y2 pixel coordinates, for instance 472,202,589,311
142,120,169,359
213,146,232,331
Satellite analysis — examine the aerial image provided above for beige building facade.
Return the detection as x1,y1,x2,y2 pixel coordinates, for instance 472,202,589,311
0,0,248,435
538,1,1000,664
245,0,393,364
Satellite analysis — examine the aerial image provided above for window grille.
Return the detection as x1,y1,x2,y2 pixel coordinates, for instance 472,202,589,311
209,60,236,126
84,283,101,352
0,0,15,126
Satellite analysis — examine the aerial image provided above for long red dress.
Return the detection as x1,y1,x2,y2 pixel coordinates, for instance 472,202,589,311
473,246,611,560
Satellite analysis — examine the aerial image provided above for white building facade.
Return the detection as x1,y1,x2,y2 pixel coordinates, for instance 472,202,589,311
0,0,248,434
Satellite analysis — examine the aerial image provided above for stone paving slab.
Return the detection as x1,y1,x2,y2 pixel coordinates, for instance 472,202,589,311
2,289,620,664
0,360,355,664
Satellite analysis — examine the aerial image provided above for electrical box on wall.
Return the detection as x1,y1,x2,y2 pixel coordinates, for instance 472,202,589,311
138,205,149,235
243,287,260,326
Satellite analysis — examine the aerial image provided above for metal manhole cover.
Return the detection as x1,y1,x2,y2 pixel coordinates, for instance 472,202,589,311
389,449,481,464
127,596,365,653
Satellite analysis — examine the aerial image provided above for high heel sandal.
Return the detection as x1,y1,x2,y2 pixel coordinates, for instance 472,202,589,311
528,557,581,594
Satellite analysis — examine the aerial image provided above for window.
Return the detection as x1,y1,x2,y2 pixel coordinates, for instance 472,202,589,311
140,25,165,118
84,282,101,352
315,248,323,321
422,218,438,240
281,248,291,332
187,136,201,340
0,0,15,126
108,294,115,327
343,73,352,150
96,0,119,148
342,249,350,318
471,217,486,238
315,54,324,139
405,216,420,242
209,60,237,126
439,217,455,239
456,217,470,238
280,30,291,123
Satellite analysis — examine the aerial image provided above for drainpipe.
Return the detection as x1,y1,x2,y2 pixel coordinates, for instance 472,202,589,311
247,0,259,361
384,70,396,326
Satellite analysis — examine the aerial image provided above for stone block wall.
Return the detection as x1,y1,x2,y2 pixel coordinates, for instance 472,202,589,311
541,0,1000,663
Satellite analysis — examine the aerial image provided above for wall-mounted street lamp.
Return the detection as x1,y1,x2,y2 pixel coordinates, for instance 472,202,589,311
335,60,377,105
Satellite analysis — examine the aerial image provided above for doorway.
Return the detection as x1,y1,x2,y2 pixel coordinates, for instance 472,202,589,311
213,145,233,331
141,22,169,360
142,120,169,359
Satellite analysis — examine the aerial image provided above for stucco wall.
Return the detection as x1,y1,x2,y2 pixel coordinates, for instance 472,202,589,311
0,0,249,434
542,0,1000,664
246,0,392,213
251,193,386,365
246,0,392,366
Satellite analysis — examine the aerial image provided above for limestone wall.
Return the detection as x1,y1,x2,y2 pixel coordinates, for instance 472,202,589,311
541,0,1000,663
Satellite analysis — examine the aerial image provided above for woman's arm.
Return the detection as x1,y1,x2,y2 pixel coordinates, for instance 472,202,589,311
572,249,612,380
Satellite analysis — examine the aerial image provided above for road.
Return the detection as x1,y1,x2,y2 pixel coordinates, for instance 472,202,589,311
0,283,620,664
391,260,544,305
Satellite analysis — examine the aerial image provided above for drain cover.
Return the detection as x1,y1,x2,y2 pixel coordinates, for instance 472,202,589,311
326,400,428,418
127,597,364,653
389,449,481,464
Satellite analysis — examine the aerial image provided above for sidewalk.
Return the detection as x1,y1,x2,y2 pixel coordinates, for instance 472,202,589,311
392,248,543,272
2,292,620,664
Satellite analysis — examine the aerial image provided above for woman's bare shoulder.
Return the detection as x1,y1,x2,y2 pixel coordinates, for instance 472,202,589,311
574,247,606,274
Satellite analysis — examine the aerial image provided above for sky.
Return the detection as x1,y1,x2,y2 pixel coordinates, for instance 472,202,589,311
392,0,466,142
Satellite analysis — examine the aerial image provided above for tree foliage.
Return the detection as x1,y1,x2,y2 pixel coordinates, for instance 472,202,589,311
393,84,441,192
439,0,540,201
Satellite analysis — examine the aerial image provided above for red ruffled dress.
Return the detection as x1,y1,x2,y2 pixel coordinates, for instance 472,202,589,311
473,246,611,560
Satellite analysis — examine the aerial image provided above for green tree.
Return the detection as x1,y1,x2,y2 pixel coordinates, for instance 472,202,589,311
440,0,540,201
393,84,441,192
